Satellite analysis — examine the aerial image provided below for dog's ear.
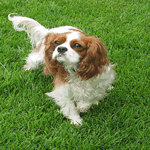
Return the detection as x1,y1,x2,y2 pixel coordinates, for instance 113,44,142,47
77,37,109,80
44,33,69,81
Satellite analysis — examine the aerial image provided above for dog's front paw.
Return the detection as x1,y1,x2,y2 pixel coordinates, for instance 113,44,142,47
70,116,82,126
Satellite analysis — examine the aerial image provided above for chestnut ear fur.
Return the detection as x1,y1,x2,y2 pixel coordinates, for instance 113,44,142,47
44,33,69,81
77,38,109,80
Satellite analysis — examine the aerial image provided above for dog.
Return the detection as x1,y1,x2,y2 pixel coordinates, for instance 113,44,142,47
8,13,115,125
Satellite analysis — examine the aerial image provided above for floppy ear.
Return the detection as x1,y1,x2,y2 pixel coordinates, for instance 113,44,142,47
77,37,109,80
44,33,69,81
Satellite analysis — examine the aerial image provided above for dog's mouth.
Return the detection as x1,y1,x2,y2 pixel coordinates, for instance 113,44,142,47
54,54,67,63
57,53,64,57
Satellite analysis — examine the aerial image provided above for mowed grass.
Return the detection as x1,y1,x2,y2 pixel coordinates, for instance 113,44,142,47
0,0,150,149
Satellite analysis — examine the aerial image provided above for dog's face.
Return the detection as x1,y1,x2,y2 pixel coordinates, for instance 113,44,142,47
44,30,108,80
52,32,83,64
47,32,87,64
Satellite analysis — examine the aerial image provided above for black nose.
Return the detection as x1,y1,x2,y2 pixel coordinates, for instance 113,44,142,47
57,47,68,53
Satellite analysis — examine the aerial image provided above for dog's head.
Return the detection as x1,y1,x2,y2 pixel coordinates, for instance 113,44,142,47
44,29,108,80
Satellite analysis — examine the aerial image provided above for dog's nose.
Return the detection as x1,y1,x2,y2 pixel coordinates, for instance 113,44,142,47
57,47,68,53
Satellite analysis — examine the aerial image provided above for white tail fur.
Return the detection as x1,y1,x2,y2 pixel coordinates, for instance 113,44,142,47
8,13,49,47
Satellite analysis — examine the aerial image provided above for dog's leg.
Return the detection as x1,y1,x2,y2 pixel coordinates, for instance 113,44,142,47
46,84,82,125
59,99,82,125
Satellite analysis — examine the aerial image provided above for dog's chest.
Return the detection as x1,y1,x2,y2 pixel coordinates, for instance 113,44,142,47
67,65,115,102
68,77,107,102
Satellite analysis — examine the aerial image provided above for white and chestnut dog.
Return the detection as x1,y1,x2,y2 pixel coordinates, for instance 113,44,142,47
8,13,115,125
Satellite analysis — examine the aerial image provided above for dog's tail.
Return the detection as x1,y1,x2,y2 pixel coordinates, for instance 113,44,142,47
8,13,49,47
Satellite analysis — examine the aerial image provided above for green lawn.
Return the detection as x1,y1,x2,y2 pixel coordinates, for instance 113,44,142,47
0,0,150,149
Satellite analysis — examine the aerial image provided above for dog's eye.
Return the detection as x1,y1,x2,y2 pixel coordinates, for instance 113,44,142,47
73,43,82,48
55,41,60,45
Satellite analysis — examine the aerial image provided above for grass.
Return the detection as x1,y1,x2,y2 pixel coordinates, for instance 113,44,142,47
0,0,150,149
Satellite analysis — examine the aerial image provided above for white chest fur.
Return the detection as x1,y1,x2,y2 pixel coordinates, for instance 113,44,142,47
68,64,115,102
47,64,115,104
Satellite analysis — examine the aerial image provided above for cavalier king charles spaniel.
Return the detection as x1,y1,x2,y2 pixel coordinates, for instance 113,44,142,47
8,13,115,125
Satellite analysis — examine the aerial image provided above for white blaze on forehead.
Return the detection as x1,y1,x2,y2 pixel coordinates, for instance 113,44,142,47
66,31,81,42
